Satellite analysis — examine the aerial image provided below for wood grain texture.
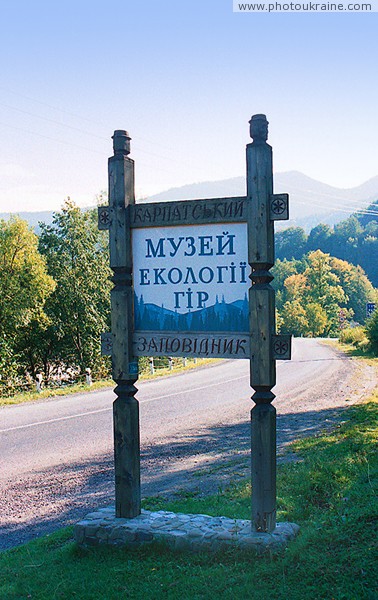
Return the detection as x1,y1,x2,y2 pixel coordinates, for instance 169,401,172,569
113,385,141,518
246,142,274,267
251,403,276,532
249,285,276,386
108,155,137,380
108,133,141,518
247,139,276,388
247,114,277,532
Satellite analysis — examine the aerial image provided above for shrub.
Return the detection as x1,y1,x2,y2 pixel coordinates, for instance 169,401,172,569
365,309,378,355
339,326,369,349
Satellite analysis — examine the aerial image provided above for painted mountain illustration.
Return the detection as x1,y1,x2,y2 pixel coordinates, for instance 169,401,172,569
134,293,249,333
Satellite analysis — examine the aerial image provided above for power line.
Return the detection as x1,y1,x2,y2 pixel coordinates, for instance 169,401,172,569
0,101,108,141
282,183,378,215
0,120,105,156
293,198,378,218
0,85,107,128
0,121,196,177
1,88,377,209
0,99,196,168
0,85,186,156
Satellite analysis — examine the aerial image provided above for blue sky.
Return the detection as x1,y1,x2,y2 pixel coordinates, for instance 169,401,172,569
0,0,377,211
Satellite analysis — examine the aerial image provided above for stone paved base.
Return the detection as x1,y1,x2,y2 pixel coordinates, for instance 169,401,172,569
75,507,300,553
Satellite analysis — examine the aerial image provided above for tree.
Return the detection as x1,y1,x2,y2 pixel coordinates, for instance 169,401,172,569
330,257,376,324
275,227,308,261
303,302,328,337
303,250,347,335
334,215,364,241
365,308,378,355
274,205,378,287
278,251,354,337
0,217,55,388
273,248,377,338
38,200,112,377
284,273,308,301
359,234,378,288
0,217,55,334
356,200,378,228
271,258,301,311
306,223,333,254
280,300,308,336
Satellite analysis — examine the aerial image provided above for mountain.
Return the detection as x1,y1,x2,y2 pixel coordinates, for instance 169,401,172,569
0,209,56,231
146,171,378,232
1,172,377,233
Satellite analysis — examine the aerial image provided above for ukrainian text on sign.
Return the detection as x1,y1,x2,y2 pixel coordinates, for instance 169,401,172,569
130,197,246,228
132,223,249,334
133,332,250,358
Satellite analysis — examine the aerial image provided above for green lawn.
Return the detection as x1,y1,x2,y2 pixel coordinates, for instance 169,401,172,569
1,388,377,599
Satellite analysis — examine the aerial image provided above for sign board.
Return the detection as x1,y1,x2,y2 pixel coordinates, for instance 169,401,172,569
339,308,347,329
132,223,250,358
366,302,376,317
132,223,249,333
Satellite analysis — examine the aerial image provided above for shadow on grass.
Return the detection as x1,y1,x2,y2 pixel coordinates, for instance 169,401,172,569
0,401,358,552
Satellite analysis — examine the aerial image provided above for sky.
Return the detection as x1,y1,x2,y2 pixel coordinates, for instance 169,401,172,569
0,0,377,212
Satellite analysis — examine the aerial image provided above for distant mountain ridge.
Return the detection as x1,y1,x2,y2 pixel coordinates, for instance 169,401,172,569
146,171,378,231
1,171,377,232
0,209,58,231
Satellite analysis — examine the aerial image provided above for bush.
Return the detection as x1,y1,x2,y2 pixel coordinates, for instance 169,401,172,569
339,326,369,349
365,309,378,355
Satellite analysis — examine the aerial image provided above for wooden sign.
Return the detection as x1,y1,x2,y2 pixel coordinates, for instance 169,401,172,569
99,115,291,533
132,222,249,357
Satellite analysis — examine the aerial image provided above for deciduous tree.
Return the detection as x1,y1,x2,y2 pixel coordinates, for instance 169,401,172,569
38,200,112,377
0,217,55,388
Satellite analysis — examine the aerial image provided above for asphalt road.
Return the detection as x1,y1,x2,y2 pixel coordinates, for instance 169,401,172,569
0,338,372,550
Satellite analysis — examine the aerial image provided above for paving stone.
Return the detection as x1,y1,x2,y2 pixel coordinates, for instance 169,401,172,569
188,528,203,538
218,531,235,541
97,527,109,541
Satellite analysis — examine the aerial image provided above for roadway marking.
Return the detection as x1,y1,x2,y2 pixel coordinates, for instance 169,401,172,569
0,407,111,433
143,375,247,402
0,375,248,433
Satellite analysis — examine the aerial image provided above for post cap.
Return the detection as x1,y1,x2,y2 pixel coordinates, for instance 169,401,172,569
112,130,131,155
249,114,269,144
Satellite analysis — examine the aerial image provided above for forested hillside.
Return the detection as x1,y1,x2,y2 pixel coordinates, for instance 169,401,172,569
275,200,378,286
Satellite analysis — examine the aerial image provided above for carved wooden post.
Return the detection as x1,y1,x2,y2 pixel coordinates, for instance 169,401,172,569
247,114,276,532
108,130,141,518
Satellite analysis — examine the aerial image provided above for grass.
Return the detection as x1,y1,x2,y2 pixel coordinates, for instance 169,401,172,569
137,358,218,381
0,379,114,407
0,358,219,407
1,390,377,599
325,338,377,363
